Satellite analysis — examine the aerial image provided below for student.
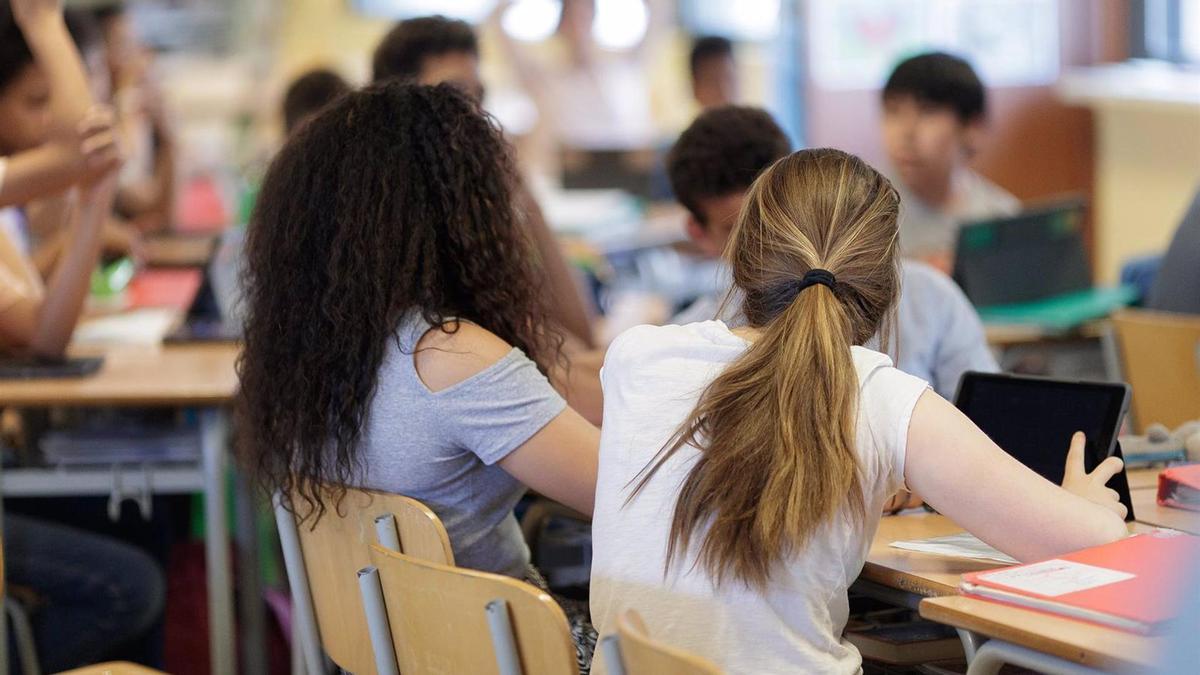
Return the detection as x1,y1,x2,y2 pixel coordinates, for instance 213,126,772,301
495,0,666,151
670,106,996,399
590,148,1127,674
689,35,738,110
18,8,140,277
238,82,599,669
372,14,483,101
373,15,598,350
1,0,164,669
93,2,176,233
881,52,1019,269
1147,187,1200,315
282,68,350,134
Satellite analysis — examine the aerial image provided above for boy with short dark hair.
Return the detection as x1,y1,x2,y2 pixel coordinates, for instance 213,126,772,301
372,14,482,101
282,68,350,134
689,35,738,110
881,51,1019,267
669,105,997,398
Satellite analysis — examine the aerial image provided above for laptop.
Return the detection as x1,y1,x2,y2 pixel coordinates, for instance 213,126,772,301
953,198,1090,307
954,372,1135,521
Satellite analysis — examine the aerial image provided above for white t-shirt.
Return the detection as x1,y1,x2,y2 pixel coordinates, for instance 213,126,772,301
590,321,929,674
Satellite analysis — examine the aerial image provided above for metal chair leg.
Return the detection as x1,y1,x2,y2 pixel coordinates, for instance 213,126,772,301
599,634,626,675
967,640,1103,675
358,566,399,675
5,598,40,675
373,513,402,552
272,492,327,675
485,599,524,675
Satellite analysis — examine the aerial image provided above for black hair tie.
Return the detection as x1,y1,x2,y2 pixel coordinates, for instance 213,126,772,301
796,268,837,293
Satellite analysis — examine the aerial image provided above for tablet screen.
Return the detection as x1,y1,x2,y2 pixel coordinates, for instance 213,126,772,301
954,372,1134,519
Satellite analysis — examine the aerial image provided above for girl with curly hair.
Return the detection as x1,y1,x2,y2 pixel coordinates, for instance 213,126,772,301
238,81,599,663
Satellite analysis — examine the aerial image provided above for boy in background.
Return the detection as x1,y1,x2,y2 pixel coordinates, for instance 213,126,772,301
880,52,1019,270
282,67,350,134
669,105,997,399
689,35,738,111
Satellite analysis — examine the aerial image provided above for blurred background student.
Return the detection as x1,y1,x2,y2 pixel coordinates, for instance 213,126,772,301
880,52,1019,272
1,1,164,670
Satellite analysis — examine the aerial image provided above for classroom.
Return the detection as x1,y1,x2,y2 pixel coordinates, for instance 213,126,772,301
0,0,1198,673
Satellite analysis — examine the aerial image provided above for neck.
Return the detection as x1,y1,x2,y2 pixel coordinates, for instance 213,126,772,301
911,167,956,210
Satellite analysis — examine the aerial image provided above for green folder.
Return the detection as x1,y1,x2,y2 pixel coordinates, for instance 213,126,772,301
977,285,1137,330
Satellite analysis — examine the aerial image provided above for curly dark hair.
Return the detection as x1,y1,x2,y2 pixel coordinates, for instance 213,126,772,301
237,82,561,522
667,105,791,226
372,15,477,84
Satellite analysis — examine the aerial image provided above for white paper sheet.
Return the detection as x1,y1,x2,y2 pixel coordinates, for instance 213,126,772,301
889,532,1020,565
976,559,1134,597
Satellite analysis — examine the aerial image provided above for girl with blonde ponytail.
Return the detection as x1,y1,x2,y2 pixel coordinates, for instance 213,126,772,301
590,149,1128,674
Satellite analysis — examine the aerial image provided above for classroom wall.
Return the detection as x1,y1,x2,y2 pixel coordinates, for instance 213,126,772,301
1091,103,1200,283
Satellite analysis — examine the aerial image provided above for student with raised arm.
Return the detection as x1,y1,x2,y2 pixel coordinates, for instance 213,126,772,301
1,1,165,670
238,82,599,670
590,149,1126,674
1,0,119,355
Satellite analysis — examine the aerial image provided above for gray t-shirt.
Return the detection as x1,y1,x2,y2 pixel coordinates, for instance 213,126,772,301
357,313,567,577
1148,188,1200,315
893,167,1021,257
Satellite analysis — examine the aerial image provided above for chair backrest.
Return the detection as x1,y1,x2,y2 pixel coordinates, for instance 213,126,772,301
614,609,722,675
285,487,453,674
367,543,579,675
1112,309,1200,432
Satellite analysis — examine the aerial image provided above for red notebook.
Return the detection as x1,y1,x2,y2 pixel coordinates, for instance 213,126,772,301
960,531,1200,634
1158,464,1200,512
126,269,203,311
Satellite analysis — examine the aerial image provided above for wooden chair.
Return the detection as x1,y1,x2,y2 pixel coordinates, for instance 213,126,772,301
272,487,454,675
56,663,166,675
361,543,578,675
600,609,722,675
1111,309,1200,432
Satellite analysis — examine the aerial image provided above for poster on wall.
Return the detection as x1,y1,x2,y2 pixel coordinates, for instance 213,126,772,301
809,0,1060,89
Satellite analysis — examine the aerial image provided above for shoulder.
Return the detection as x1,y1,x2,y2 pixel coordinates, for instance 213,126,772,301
851,346,928,392
964,170,1020,214
901,260,967,303
412,320,520,393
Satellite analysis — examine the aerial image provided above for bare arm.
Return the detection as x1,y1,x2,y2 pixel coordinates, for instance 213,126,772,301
0,174,117,357
0,111,120,208
415,322,600,516
904,391,1127,562
1,1,118,207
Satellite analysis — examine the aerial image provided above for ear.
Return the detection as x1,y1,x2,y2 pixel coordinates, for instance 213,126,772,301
685,213,708,245
961,118,986,160
685,214,721,258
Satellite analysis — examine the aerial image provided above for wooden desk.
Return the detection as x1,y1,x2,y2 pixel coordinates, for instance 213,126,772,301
920,595,1161,673
0,344,236,407
984,320,1108,349
1132,488,1200,534
860,513,1001,599
1128,467,1161,491
0,343,244,675
142,234,217,268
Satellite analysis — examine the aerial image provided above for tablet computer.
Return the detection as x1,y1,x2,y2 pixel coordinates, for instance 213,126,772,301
953,372,1135,521
0,356,104,380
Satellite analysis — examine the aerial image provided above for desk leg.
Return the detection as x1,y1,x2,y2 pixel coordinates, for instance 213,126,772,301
967,640,1102,675
956,629,984,663
235,471,267,675
201,408,235,675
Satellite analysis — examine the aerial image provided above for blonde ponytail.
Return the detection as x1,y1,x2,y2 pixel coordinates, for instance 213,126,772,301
631,148,900,590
